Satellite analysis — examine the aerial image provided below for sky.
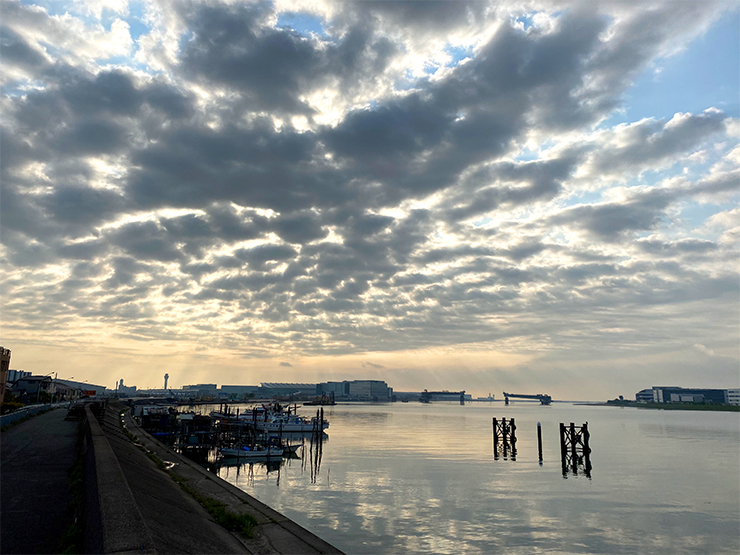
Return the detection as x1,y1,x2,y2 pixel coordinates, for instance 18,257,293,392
1,0,738,400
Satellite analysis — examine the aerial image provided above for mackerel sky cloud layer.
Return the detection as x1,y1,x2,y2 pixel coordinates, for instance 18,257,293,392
1,0,738,396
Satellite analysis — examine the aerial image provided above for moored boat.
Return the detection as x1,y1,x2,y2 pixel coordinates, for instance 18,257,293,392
218,445,284,458
255,414,329,432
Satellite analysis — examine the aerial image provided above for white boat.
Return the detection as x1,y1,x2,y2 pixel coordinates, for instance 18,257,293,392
255,414,329,433
218,446,284,458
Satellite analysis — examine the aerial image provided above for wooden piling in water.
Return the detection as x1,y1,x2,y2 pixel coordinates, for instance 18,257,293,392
537,422,543,464
559,423,567,474
569,422,577,473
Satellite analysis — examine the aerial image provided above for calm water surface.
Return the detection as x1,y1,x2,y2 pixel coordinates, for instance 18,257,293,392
211,403,740,554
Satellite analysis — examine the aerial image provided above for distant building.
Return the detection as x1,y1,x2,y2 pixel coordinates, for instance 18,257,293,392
260,383,317,397
182,384,218,396
221,385,260,398
635,388,655,402
316,380,393,401
116,379,137,396
56,379,107,397
727,389,740,406
0,347,10,404
7,369,31,383
651,386,727,404
11,375,53,399
393,391,422,402
420,390,471,402
317,381,348,397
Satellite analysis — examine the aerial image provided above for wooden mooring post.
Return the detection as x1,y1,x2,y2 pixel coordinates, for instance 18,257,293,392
537,421,543,464
559,421,592,478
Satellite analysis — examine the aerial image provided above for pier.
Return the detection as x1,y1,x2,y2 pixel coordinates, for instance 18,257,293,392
0,402,343,554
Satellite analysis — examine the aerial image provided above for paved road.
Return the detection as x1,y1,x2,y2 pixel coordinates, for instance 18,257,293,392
1,408,78,554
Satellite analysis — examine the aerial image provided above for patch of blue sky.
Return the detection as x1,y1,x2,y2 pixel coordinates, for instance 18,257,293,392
19,0,74,17
98,55,149,73
423,62,440,75
395,69,421,92
1,81,43,97
514,148,541,162
514,12,538,30
444,45,473,68
679,201,737,231
19,0,150,42
121,2,150,41
560,190,603,208
276,13,327,38
602,10,740,128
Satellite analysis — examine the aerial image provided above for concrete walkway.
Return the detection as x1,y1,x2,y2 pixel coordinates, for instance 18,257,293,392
1,408,78,554
1,403,343,554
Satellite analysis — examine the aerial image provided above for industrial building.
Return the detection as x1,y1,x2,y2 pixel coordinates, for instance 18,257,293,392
260,383,318,397
636,386,733,405
7,369,31,383
220,385,260,398
726,389,740,406
635,388,655,402
316,380,393,402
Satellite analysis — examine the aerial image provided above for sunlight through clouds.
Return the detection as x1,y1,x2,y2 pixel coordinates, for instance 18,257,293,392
1,0,738,395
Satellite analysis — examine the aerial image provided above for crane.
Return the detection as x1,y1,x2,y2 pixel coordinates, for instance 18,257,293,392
503,392,552,405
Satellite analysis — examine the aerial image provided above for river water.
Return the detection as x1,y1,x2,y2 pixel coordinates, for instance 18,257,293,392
209,402,739,554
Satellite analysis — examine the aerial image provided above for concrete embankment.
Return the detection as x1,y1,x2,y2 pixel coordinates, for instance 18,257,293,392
96,401,344,554
1,402,343,554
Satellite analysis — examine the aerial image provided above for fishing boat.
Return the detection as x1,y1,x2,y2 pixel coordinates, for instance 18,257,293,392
254,413,329,433
218,445,284,458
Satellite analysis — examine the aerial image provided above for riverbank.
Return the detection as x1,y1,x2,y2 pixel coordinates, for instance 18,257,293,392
603,400,740,412
114,401,344,554
0,401,343,554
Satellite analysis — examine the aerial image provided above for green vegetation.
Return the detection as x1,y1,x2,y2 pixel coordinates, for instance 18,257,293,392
1,392,24,414
119,410,257,537
194,494,257,537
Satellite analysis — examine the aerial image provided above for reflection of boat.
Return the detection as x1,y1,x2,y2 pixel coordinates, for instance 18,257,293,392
282,442,302,455
218,446,283,458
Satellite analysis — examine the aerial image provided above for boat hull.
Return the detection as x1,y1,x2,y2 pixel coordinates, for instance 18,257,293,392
218,447,283,458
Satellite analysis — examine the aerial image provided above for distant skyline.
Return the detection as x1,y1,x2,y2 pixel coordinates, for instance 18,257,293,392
1,0,738,399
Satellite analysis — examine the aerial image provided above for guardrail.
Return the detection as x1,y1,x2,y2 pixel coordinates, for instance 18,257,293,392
0,403,68,428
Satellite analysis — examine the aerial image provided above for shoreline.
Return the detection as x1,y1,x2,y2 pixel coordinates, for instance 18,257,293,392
591,401,740,412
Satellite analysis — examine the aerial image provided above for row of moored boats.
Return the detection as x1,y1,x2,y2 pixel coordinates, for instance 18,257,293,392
210,402,329,460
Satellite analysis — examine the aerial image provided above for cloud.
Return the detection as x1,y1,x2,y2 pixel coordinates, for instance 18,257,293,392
1,0,737,394
361,361,385,369
279,361,293,367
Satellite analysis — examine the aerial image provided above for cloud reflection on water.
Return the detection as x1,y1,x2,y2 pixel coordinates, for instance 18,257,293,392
216,403,739,554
